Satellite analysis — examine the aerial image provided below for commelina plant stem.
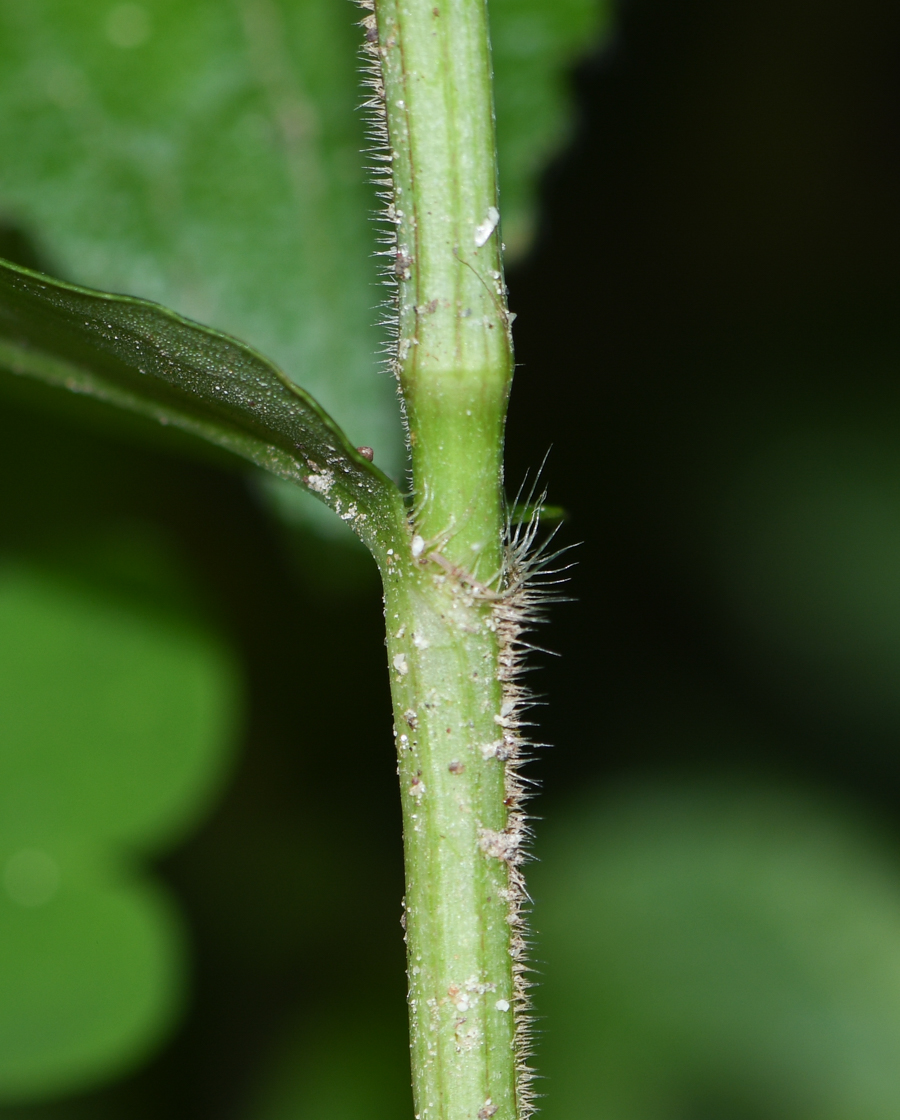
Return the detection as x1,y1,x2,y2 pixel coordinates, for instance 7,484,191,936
0,0,546,1111
357,0,537,1118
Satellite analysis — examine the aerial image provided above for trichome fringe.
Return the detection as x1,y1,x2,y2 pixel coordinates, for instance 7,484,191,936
356,0,407,424
491,490,571,1119
355,8,570,1115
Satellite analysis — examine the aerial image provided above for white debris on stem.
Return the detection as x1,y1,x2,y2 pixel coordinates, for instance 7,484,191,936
474,206,500,248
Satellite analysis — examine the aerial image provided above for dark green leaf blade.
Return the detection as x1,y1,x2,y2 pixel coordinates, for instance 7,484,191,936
0,0,405,488
0,257,406,554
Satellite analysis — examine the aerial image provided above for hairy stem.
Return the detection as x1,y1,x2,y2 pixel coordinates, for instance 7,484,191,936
363,0,522,1117
376,0,513,574
382,560,517,1120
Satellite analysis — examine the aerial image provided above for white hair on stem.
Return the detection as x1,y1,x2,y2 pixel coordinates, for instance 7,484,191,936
356,7,573,1111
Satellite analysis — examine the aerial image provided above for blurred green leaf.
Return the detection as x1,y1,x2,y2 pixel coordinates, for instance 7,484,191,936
0,0,612,515
0,560,237,1102
0,564,235,848
534,779,900,1120
0,0,403,477
0,876,181,1104
0,258,406,552
491,0,612,257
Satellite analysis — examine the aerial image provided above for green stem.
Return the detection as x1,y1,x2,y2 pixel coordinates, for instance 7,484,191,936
366,0,521,1117
377,0,513,574
381,560,516,1120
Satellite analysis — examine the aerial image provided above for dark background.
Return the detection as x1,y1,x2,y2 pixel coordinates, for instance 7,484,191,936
510,0,900,801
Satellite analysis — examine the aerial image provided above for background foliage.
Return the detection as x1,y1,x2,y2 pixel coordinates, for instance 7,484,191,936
3,0,900,1118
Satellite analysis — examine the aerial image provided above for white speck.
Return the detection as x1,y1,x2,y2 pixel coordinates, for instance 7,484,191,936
474,206,500,248
398,733,409,749
455,998,469,1011
393,653,409,675
412,632,430,650
495,999,510,1012
340,503,359,521
411,534,426,558
305,470,334,495
480,740,503,760
387,549,394,555
409,779,425,798
479,828,520,861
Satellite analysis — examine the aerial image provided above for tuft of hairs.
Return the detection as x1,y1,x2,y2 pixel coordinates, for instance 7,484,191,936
491,487,573,1119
